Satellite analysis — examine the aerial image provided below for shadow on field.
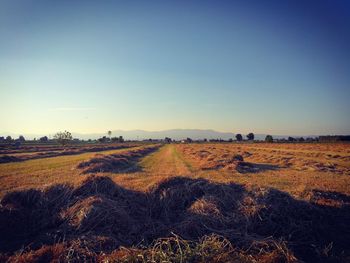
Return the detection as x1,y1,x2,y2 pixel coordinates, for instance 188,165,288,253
201,160,281,174
235,161,281,173
0,176,349,262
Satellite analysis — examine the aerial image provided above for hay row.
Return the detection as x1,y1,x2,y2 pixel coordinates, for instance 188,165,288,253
1,175,349,262
180,146,278,173
179,144,350,175
77,145,161,174
0,144,141,164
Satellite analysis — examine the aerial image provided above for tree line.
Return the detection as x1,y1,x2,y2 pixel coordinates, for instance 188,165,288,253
0,130,125,146
1,131,347,146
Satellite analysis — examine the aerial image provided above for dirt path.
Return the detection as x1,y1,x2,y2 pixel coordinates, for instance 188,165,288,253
141,144,194,176
109,144,198,191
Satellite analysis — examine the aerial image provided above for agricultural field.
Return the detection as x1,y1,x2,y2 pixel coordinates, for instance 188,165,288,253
0,143,349,262
0,143,141,164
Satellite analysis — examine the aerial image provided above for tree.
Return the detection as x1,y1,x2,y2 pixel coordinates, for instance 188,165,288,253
119,136,124,143
54,131,72,146
39,136,48,143
235,134,243,141
108,131,112,138
164,137,172,143
265,135,273,143
18,135,25,142
228,138,233,142
246,133,254,141
298,137,305,142
5,136,12,143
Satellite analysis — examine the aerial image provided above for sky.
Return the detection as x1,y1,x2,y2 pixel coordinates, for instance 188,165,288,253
0,0,349,136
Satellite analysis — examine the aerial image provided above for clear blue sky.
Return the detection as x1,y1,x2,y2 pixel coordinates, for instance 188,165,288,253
1,0,349,135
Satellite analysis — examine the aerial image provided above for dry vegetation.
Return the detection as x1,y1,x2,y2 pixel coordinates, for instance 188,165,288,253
77,145,160,174
0,143,349,262
176,143,350,202
0,143,140,164
0,145,154,196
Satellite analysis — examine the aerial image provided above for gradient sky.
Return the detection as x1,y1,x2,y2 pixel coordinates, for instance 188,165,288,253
1,0,349,136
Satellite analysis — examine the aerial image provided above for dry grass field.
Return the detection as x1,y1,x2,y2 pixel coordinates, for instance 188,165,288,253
0,143,349,262
0,143,141,164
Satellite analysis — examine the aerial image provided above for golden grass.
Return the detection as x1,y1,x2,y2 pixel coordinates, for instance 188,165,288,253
1,143,350,201
174,143,350,199
1,143,350,262
0,145,153,197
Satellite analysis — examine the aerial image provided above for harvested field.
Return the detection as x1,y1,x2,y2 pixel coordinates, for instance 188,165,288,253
77,144,161,173
0,143,141,164
177,143,350,175
0,143,143,154
0,145,159,196
0,143,350,262
173,144,350,201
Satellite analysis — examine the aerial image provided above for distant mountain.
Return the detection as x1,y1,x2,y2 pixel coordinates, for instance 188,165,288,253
1,129,318,141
